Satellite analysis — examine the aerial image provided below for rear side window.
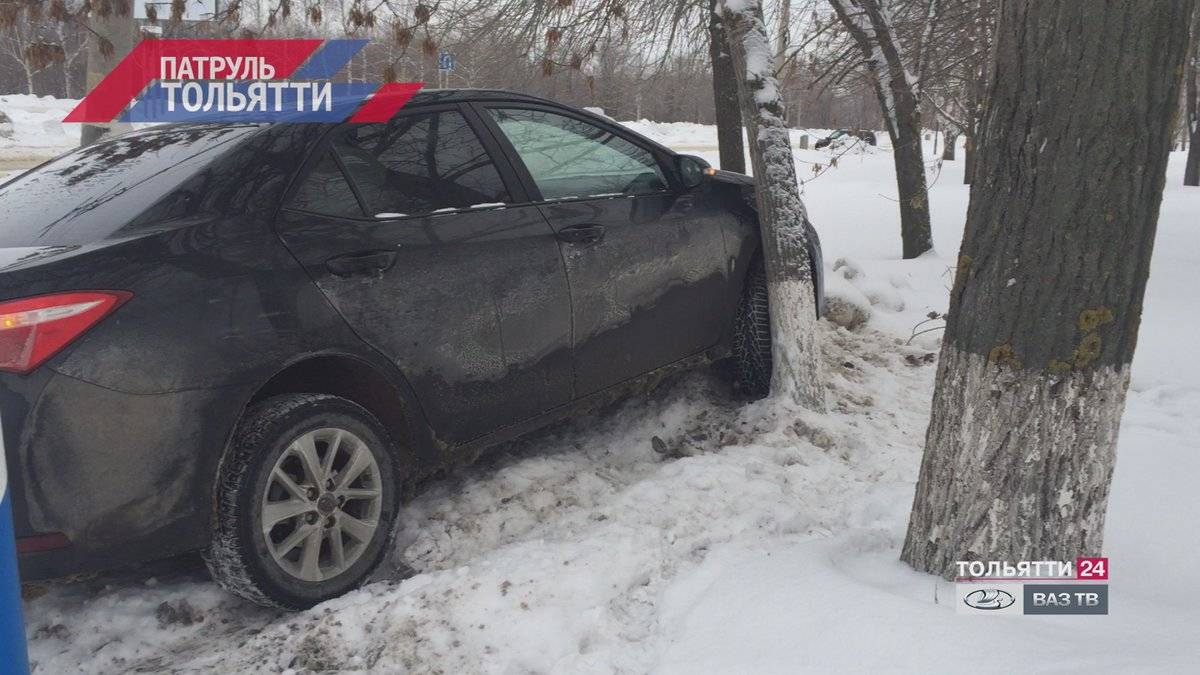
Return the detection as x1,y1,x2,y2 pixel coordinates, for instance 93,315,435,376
487,107,667,200
287,152,364,218
0,125,257,247
332,110,509,217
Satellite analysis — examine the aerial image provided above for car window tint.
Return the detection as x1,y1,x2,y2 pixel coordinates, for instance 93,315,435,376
0,124,257,247
332,111,509,216
488,108,667,200
287,152,364,218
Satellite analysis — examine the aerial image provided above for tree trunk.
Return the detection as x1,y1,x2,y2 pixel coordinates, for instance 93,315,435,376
962,135,975,183
890,103,932,258
721,0,824,410
942,130,958,160
962,14,989,186
829,0,933,259
710,0,746,173
901,0,1194,580
22,63,34,96
1185,5,1199,185
81,11,138,147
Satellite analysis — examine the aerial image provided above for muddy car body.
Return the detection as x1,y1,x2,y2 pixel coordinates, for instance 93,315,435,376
0,89,823,607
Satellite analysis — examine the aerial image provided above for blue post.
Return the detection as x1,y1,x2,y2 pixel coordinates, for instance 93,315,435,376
0,419,29,673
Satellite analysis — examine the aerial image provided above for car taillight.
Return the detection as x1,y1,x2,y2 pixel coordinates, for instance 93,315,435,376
0,291,131,374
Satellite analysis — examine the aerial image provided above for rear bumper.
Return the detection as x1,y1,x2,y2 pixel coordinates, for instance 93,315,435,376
2,369,246,581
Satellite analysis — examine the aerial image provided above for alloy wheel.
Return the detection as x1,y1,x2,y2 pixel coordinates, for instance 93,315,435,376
259,427,383,582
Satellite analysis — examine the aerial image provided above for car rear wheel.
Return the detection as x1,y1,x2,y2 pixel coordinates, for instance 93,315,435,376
204,393,399,610
732,257,773,400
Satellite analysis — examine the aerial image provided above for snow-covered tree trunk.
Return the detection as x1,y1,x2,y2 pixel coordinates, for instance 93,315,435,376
709,0,746,173
901,0,1194,579
829,0,933,259
721,0,824,410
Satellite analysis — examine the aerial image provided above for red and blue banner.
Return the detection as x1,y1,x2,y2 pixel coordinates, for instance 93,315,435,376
65,39,422,124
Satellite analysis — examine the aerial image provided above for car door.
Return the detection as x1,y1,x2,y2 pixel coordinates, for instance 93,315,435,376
476,104,733,397
275,105,573,445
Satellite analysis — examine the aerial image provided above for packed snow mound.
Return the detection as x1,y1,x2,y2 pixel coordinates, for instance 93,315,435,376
25,323,937,672
0,94,80,159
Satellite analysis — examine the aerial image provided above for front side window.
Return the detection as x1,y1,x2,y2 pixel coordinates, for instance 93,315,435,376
488,108,668,200
333,110,510,216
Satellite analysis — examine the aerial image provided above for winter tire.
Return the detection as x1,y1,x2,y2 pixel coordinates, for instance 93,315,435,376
732,257,773,399
205,393,399,610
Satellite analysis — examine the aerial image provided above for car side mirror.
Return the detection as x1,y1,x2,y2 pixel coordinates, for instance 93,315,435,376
676,154,710,190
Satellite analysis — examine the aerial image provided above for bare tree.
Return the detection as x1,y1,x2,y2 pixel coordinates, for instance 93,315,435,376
827,0,935,259
0,12,69,95
1185,2,1199,186
721,0,824,410
914,0,996,180
902,0,1194,579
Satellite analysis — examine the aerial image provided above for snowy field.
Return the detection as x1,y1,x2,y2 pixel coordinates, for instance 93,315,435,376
4,98,1199,673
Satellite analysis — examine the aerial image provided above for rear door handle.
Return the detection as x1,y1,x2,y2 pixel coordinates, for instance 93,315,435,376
325,250,397,277
555,225,606,245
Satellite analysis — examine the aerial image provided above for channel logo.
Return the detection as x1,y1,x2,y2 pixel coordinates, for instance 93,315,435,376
64,39,422,124
954,557,1109,616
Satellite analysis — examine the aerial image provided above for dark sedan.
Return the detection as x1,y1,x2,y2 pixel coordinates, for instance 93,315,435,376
0,89,823,608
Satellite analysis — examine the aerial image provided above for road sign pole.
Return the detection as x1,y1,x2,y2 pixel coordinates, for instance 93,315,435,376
0,418,29,673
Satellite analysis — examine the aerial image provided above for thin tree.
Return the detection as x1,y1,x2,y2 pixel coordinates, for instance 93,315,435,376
902,0,1194,578
709,0,746,172
828,0,936,259
1185,3,1199,186
721,0,824,410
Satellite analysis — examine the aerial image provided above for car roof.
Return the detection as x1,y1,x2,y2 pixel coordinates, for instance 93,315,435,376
404,88,562,108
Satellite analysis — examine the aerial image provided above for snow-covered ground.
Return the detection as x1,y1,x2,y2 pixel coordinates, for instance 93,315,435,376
0,95,80,167
6,99,1199,672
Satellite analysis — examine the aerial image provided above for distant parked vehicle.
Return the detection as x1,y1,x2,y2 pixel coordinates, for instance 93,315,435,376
0,89,825,609
815,128,878,149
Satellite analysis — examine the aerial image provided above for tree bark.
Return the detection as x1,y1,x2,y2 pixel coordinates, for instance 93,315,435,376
829,0,934,259
901,0,1194,580
721,0,824,410
890,103,933,258
1185,4,1199,185
710,0,746,173
962,135,975,184
941,130,958,160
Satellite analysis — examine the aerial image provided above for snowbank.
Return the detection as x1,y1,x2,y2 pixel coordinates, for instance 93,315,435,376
0,94,80,161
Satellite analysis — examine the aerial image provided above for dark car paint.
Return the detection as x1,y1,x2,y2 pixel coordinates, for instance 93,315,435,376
0,89,822,580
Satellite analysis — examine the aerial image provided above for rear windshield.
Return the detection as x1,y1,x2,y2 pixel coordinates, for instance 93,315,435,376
0,125,257,247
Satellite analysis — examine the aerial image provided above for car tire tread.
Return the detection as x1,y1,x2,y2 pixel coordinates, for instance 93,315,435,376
732,257,773,399
204,393,399,610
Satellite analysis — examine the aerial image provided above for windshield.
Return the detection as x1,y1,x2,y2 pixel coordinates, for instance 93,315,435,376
0,125,257,247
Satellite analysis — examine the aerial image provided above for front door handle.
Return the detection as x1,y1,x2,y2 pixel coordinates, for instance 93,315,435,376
556,225,606,245
325,250,397,277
